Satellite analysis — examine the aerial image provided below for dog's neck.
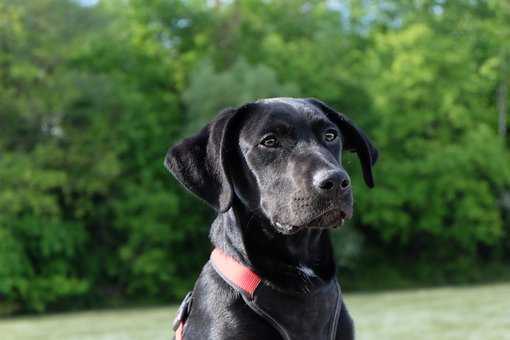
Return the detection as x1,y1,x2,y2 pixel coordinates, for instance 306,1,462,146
210,202,337,294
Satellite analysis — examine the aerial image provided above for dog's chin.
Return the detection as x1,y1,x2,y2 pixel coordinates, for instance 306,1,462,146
273,208,349,235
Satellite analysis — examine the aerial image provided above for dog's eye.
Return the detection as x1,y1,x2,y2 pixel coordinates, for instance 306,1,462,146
260,135,279,148
323,130,338,142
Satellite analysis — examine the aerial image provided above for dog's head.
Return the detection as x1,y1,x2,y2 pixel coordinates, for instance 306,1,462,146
165,98,378,234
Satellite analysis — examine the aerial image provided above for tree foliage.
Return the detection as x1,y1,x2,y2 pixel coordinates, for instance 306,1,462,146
0,0,509,313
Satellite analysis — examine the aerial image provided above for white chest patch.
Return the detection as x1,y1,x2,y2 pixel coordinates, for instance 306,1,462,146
297,264,318,278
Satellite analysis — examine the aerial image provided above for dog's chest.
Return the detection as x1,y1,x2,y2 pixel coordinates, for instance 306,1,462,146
245,279,341,340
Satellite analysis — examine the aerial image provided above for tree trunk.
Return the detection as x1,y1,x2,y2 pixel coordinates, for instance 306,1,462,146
498,58,508,141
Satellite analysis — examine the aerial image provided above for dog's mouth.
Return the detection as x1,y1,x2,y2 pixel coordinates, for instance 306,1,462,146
308,208,348,229
274,207,350,234
274,222,302,234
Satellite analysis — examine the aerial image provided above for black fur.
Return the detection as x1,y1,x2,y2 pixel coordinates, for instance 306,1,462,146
165,97,377,339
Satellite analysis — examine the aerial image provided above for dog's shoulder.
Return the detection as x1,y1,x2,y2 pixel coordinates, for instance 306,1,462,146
181,262,282,340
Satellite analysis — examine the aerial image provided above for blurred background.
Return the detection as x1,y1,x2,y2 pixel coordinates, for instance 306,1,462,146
1,0,510,338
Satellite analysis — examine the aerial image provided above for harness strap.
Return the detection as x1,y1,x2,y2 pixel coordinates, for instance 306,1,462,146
172,291,192,340
175,322,184,340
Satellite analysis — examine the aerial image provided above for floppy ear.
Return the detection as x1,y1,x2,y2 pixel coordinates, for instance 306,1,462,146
164,107,246,212
305,98,379,188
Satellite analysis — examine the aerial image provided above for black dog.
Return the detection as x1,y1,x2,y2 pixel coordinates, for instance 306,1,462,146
166,98,377,340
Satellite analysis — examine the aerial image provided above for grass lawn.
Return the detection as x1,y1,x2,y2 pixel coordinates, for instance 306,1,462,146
1,283,509,340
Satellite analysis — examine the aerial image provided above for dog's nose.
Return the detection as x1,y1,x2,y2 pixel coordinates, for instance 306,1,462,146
314,170,351,193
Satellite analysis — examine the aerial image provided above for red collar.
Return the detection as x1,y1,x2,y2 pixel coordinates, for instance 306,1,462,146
175,249,262,340
210,248,262,299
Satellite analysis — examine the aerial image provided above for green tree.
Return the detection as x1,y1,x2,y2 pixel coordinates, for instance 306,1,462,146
182,58,299,133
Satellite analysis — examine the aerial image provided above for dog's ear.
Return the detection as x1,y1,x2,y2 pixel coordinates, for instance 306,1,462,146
164,105,251,212
305,98,378,188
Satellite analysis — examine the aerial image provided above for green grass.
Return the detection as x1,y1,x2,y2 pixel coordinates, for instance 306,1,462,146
1,284,509,340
